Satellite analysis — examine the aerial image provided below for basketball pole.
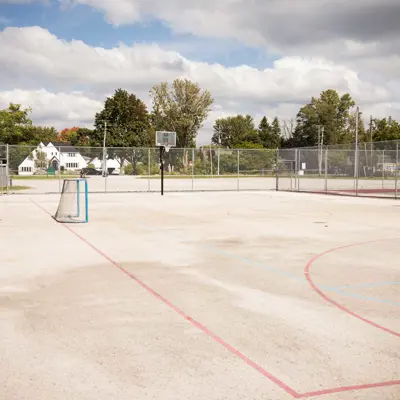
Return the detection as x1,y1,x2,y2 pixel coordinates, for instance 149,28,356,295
159,145,165,196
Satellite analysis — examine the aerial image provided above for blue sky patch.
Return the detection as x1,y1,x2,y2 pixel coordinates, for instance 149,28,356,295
0,0,277,68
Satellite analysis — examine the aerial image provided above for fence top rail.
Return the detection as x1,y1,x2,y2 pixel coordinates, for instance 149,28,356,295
3,139,400,152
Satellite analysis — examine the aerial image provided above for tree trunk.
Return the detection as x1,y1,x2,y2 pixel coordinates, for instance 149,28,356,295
183,149,189,171
118,157,126,175
133,158,137,175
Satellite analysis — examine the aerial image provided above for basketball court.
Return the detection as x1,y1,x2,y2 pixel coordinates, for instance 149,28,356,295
0,190,399,400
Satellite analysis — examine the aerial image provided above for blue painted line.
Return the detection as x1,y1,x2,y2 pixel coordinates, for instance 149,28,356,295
332,281,400,289
322,287,400,305
134,220,400,305
200,244,400,305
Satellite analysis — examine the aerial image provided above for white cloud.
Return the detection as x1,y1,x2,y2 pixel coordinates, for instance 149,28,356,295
0,26,398,144
60,1,400,49
0,89,102,130
60,0,400,81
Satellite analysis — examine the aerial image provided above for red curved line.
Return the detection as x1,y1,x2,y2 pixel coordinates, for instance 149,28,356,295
305,239,400,338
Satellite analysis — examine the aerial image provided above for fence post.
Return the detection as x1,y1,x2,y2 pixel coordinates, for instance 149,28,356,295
275,148,279,191
395,144,398,200
148,148,150,192
324,147,328,194
355,144,359,196
237,149,240,191
192,148,195,191
209,145,213,177
298,148,301,192
58,147,62,193
6,144,9,194
382,150,385,190
104,146,108,194
293,148,298,190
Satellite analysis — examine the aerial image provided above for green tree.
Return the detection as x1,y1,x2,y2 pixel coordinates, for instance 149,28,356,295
94,89,152,173
292,89,355,147
239,148,276,175
73,128,97,146
95,89,151,147
0,103,60,146
327,150,352,175
34,150,48,169
150,78,213,148
280,119,297,148
22,125,58,145
344,109,366,144
372,117,400,143
0,104,60,173
258,117,271,148
233,142,263,149
66,128,101,162
271,117,282,148
0,103,33,144
212,115,260,148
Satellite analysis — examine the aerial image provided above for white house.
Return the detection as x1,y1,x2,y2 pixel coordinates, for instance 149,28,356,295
89,156,130,175
18,142,88,176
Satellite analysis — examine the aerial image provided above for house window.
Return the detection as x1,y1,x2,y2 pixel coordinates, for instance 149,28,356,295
66,163,78,168
68,153,75,157
21,167,32,172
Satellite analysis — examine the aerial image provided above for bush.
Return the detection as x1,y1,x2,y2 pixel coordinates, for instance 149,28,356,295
124,164,134,175
193,158,211,175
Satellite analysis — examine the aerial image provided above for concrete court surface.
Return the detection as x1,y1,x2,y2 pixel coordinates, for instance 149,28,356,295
0,191,399,400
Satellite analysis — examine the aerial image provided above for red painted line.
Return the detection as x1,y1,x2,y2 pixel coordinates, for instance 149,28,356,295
317,189,398,194
30,200,299,398
31,199,400,398
304,239,400,339
298,379,400,398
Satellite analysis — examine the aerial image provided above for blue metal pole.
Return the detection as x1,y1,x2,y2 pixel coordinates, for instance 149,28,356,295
77,179,80,217
85,179,89,222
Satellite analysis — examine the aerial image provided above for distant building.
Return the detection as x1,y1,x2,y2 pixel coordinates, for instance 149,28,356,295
18,142,88,176
89,157,129,175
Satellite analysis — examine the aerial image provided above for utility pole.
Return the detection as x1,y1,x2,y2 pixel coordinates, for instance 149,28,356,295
369,115,373,166
317,125,324,175
217,133,221,176
321,126,324,175
354,107,359,191
317,125,320,175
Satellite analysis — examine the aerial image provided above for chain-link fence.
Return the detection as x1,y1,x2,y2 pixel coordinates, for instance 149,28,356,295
277,145,399,199
300,139,400,151
2,145,279,194
0,144,7,193
1,143,399,198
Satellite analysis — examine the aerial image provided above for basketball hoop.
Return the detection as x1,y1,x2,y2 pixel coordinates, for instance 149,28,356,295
155,131,176,149
155,131,176,196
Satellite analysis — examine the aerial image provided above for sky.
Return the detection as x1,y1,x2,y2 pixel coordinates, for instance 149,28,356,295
0,0,399,145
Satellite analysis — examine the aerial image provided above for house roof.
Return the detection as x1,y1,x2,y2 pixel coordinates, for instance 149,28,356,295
43,142,78,153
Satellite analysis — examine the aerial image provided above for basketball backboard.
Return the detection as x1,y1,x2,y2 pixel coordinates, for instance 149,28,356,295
155,131,176,150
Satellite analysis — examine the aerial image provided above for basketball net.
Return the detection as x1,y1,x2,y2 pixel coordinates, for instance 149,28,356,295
163,141,171,153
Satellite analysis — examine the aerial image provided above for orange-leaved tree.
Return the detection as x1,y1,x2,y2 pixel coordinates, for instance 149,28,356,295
58,127,79,143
